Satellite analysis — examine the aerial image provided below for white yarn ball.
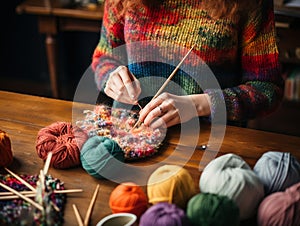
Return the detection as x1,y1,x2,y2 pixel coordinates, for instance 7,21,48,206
199,153,264,220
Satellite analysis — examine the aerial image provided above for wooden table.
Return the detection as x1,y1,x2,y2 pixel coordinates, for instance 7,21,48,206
16,0,104,98
1,90,300,225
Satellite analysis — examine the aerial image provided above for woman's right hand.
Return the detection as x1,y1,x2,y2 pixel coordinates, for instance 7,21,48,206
104,66,141,105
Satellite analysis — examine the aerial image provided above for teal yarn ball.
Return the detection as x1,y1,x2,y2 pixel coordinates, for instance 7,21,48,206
199,153,264,220
187,193,240,226
80,136,125,179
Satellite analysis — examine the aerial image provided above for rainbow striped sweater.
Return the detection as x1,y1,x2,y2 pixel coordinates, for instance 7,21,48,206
92,0,284,124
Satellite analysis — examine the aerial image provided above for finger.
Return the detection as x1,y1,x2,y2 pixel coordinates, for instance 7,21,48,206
150,110,179,129
139,98,164,122
118,70,140,101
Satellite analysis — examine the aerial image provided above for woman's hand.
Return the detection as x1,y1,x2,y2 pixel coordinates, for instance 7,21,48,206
104,66,141,105
138,93,211,128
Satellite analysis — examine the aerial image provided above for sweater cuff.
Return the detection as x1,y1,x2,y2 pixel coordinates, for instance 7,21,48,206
204,89,226,123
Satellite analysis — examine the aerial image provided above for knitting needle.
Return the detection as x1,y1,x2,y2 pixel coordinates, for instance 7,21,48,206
43,151,53,175
84,184,100,226
0,188,83,196
131,43,197,130
4,167,36,192
73,204,84,226
0,181,43,211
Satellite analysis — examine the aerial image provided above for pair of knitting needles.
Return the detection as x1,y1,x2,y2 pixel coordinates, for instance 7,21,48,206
72,184,100,226
131,43,197,130
0,152,83,207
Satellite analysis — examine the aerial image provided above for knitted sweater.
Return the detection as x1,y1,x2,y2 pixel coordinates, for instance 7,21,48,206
92,0,284,123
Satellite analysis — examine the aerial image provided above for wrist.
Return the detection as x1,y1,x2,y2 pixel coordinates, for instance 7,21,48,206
190,94,211,117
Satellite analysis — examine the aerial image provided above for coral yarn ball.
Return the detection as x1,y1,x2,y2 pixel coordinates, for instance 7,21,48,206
36,121,88,169
0,129,13,167
140,202,191,226
109,182,148,218
257,182,300,226
147,165,196,210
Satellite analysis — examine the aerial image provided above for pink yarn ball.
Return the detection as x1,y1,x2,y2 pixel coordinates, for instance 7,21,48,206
257,182,300,226
36,121,88,169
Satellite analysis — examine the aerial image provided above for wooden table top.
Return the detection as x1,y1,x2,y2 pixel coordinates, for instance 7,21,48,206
1,90,300,225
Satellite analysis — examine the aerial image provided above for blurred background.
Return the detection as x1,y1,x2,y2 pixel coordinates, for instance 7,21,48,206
0,0,100,100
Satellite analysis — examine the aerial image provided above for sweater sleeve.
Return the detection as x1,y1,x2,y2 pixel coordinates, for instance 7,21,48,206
206,0,284,123
91,0,127,91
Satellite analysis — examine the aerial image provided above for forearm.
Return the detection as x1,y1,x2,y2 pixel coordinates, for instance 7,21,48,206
190,93,212,117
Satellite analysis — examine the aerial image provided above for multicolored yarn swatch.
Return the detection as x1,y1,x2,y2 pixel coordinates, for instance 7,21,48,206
76,104,165,160
253,151,300,195
0,174,66,226
147,165,196,210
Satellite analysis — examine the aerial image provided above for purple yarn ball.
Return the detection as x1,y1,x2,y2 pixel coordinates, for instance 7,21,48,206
139,202,191,226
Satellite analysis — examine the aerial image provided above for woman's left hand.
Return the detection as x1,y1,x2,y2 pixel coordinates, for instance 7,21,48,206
138,92,211,128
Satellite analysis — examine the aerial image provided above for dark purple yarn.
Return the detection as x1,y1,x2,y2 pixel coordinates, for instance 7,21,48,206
139,202,191,226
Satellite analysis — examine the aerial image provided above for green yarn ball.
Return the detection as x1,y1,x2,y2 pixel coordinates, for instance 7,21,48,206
186,193,240,226
80,136,125,179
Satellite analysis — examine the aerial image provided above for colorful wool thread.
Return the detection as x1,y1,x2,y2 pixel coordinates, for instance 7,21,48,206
0,129,13,167
257,182,300,226
0,174,66,226
109,182,148,218
139,202,191,226
147,165,196,210
80,136,125,179
199,153,264,220
76,105,165,160
186,193,240,226
36,121,88,169
253,151,300,195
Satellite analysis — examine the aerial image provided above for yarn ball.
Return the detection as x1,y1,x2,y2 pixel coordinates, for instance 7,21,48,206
253,151,300,195
147,165,196,210
199,153,264,220
109,182,148,218
139,202,191,226
0,129,13,167
80,136,125,179
257,182,300,226
36,121,88,169
186,193,240,226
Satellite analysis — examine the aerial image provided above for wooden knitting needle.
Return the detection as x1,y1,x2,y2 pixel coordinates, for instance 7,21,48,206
84,184,100,226
43,151,53,175
131,43,197,130
73,204,84,226
0,181,43,211
0,189,84,200
4,167,36,192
